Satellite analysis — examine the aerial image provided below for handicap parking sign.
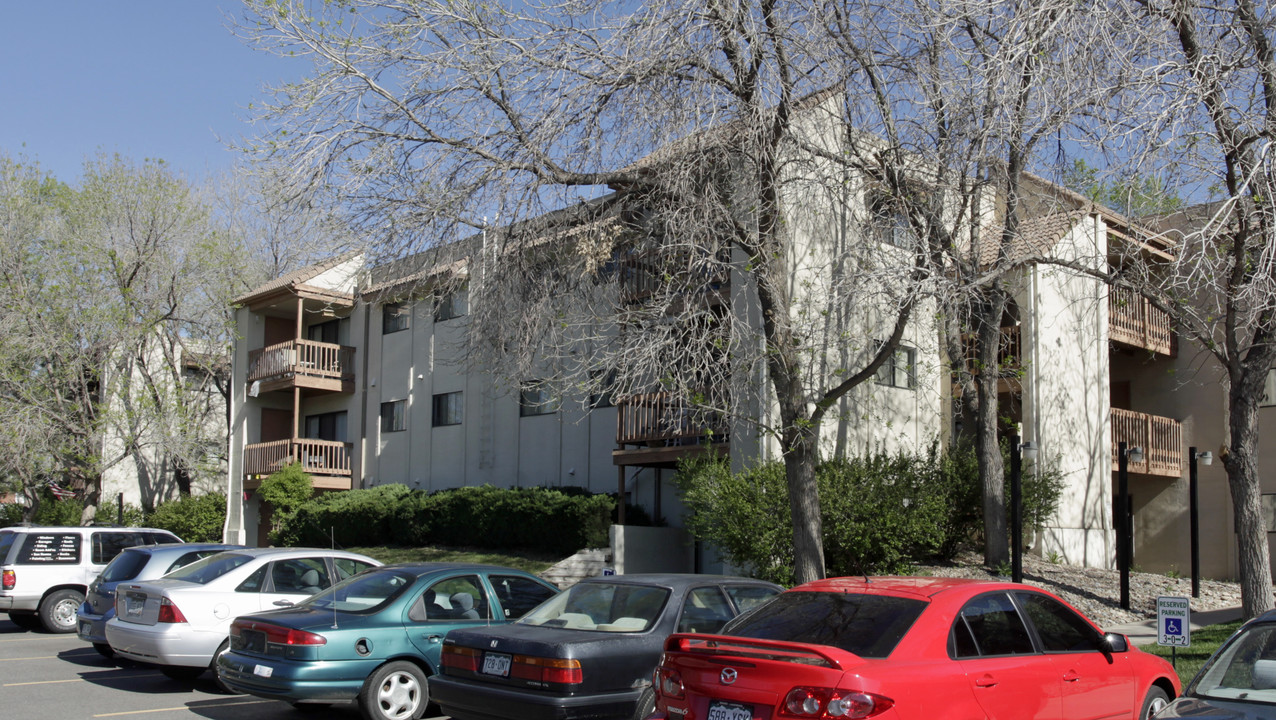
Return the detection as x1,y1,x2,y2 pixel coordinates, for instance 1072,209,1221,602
1157,596,1190,647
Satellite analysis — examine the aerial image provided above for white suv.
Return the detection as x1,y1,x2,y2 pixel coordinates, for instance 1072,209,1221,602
0,525,182,633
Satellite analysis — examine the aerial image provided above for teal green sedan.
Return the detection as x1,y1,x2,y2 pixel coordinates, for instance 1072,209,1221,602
215,563,560,720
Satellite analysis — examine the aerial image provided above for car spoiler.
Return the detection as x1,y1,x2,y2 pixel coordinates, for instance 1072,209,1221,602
663,633,857,670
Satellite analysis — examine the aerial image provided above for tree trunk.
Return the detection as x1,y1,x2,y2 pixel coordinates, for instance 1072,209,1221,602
784,422,825,585
976,294,1009,569
1226,386,1275,619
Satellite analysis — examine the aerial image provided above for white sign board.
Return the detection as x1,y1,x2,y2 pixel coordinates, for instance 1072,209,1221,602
1157,596,1191,647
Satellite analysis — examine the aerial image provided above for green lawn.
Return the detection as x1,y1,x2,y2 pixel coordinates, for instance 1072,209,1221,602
348,545,560,574
1141,620,1241,687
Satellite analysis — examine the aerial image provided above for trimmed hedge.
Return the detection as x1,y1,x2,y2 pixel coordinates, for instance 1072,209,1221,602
146,492,227,542
277,484,614,555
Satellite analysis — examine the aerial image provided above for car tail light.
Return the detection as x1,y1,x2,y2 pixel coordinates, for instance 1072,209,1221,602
2,569,14,590
441,645,481,673
231,620,326,646
511,655,583,685
157,597,188,624
780,687,894,720
656,667,684,699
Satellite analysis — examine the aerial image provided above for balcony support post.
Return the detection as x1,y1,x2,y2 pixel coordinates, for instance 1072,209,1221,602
1118,441,1131,611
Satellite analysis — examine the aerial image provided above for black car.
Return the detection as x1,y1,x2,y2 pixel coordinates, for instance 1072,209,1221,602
432,574,781,720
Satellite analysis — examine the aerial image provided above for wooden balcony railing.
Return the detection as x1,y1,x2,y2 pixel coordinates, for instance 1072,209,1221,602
247,339,355,384
1111,407,1183,477
616,392,729,447
619,248,730,306
961,326,1022,375
1109,287,1173,356
244,438,353,478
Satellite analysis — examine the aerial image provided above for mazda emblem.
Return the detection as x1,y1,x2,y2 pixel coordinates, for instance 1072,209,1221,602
720,668,738,685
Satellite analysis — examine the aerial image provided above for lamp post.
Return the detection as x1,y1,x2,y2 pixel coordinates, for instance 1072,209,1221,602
1189,447,1213,599
1117,442,1144,611
1010,437,1038,584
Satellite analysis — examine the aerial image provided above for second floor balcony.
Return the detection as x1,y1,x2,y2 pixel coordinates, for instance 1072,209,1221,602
1109,287,1173,356
243,438,353,491
247,339,355,395
613,391,729,466
1111,407,1183,477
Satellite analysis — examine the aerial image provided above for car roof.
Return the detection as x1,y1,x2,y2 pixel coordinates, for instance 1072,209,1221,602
0,525,176,533
795,576,1020,599
124,542,243,555
383,562,535,573
213,547,373,559
577,573,778,589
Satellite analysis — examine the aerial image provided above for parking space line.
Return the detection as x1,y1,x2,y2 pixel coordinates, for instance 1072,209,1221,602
6,678,83,686
0,655,57,661
94,700,275,717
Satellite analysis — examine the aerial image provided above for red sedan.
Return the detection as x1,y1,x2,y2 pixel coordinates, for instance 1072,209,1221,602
652,577,1178,720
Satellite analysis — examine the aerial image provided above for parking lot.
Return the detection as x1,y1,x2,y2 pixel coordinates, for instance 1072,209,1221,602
0,617,446,720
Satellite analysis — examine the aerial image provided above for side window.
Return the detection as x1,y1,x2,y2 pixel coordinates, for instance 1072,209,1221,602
953,592,1035,657
383,302,409,334
92,532,146,565
165,551,221,575
725,585,781,614
491,574,558,620
334,557,377,581
145,532,180,545
422,575,490,621
16,533,81,564
1016,592,1102,652
237,566,268,593
270,558,331,595
679,587,735,634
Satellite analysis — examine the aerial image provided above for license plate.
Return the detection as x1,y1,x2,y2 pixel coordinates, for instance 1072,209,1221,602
124,598,143,618
80,622,90,636
253,664,274,678
481,652,511,677
707,701,752,720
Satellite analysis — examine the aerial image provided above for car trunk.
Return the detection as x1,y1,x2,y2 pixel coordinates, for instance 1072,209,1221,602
230,608,339,660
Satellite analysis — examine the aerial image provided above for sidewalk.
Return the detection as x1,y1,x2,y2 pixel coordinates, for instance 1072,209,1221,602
1109,605,1244,646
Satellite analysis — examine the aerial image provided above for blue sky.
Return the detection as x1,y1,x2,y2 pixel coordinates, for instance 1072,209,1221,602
0,2,298,185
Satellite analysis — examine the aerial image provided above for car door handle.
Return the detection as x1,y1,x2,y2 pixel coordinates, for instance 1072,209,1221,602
975,675,998,688
1063,671,1081,682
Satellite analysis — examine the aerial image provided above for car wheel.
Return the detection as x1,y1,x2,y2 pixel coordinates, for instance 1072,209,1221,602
1140,686,1170,719
7,612,42,630
160,665,207,682
211,640,241,694
39,589,84,633
93,643,115,659
633,687,656,720
359,661,428,720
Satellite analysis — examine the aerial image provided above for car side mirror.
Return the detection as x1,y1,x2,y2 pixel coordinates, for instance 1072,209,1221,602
1102,632,1128,654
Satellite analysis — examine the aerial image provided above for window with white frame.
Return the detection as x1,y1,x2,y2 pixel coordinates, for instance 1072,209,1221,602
432,391,463,427
380,400,406,433
875,344,917,390
520,380,558,417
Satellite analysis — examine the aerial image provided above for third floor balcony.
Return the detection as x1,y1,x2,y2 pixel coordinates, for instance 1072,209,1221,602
247,339,356,395
1109,287,1174,356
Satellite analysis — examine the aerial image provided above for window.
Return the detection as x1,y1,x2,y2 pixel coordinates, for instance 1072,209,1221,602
16,533,81,564
91,532,148,565
435,288,468,322
724,591,925,658
876,344,917,389
520,380,558,417
333,557,377,581
270,557,330,594
1015,591,1101,652
590,369,617,409
307,319,340,344
869,194,914,249
490,574,559,619
381,400,407,433
382,302,409,334
678,587,735,634
433,391,464,427
951,592,1035,658
416,575,490,621
305,411,347,442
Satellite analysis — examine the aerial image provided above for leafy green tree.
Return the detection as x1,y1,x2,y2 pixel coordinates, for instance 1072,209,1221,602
258,462,313,542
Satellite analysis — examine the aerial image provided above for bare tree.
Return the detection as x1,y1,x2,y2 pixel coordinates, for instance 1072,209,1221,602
1099,0,1276,618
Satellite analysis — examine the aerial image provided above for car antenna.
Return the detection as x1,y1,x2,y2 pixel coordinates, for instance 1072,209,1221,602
331,527,339,630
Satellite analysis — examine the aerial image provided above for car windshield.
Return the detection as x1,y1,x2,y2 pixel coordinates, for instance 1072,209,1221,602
98,549,150,583
723,591,926,659
518,582,670,632
163,552,254,585
1190,621,1276,704
296,568,415,614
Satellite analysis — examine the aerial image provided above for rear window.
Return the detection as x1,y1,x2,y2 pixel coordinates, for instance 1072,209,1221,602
98,549,151,583
724,591,926,659
165,552,254,584
0,532,16,563
519,582,670,632
15,533,81,564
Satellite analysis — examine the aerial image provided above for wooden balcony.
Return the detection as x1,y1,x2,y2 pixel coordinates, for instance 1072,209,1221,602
1111,407,1183,477
619,248,730,308
613,392,729,467
247,339,355,395
243,438,353,490
1109,287,1173,356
